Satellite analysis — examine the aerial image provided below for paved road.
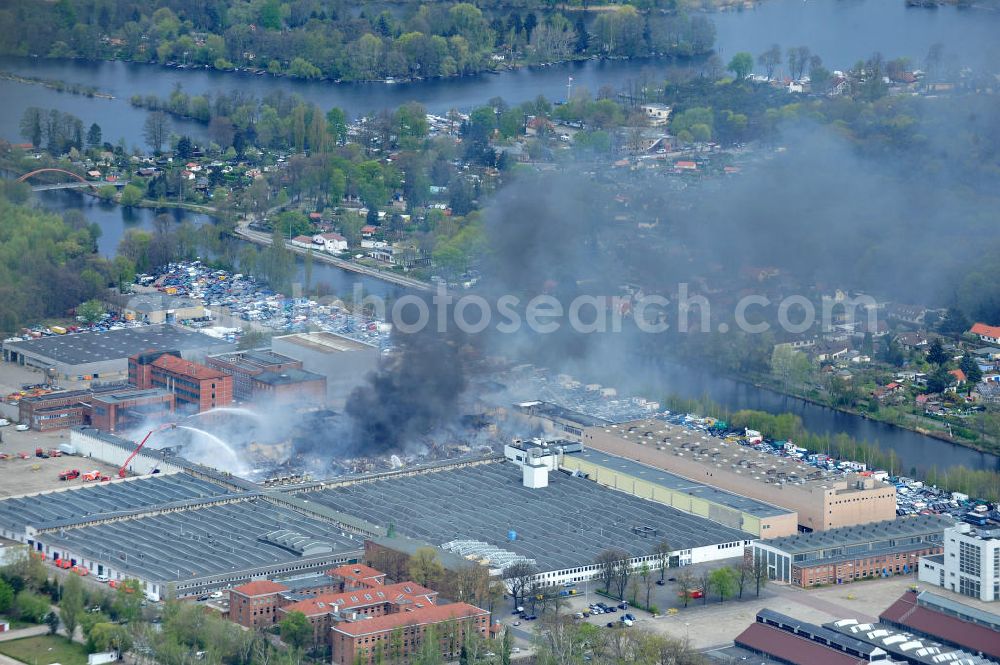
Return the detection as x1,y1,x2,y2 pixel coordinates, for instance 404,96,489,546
235,220,433,292
0,626,48,643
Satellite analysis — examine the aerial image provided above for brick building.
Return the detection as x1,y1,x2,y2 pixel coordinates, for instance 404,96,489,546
229,580,290,629
205,350,304,402
749,515,951,587
18,386,173,432
330,603,490,665
18,389,96,431
87,388,174,432
227,564,490,663
129,350,232,412
278,581,439,649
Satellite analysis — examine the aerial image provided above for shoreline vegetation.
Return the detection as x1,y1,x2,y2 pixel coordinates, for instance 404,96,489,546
0,70,112,99
0,0,717,85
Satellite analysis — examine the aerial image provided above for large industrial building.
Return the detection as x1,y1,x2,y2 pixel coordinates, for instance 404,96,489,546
288,459,756,587
0,465,363,601
583,420,897,531
561,449,798,538
270,332,378,405
918,523,1000,601
749,514,952,587
2,325,234,381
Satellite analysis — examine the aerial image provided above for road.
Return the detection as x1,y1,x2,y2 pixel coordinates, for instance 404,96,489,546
30,181,128,192
234,219,433,292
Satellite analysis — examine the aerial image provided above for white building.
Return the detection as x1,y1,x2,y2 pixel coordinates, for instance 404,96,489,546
640,103,672,127
919,523,1000,601
314,233,348,254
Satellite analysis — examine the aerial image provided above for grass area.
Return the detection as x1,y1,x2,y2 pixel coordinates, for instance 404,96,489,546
0,635,89,665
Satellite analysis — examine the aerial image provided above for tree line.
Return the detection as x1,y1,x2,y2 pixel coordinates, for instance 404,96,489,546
0,0,715,82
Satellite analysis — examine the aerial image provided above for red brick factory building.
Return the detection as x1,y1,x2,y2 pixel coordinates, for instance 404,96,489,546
129,350,232,412
228,564,490,664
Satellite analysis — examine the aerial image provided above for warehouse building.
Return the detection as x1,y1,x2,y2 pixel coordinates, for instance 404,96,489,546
0,467,363,600
290,459,756,588
270,333,378,405
561,449,798,538
205,349,305,402
826,616,997,665
583,420,897,531
879,590,1000,661
513,401,611,441
917,523,1000,601
734,610,888,665
749,515,952,587
120,294,206,325
2,325,234,381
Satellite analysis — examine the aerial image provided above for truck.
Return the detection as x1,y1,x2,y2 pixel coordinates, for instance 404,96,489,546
35,448,45,458
59,469,80,481
81,470,102,482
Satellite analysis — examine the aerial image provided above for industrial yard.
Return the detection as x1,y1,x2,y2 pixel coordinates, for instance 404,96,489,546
0,426,119,498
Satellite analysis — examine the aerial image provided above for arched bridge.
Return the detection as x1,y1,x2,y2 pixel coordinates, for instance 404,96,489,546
15,168,127,192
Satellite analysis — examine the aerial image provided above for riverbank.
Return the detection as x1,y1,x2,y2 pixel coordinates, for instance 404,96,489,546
234,219,432,292
684,363,1000,457
0,69,112,99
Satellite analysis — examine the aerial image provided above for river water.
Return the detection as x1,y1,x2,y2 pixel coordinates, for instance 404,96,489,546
5,0,1000,471
3,0,999,144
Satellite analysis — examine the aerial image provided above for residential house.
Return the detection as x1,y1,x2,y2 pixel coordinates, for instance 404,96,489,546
640,104,672,126
314,233,348,254
895,332,929,351
970,323,1000,344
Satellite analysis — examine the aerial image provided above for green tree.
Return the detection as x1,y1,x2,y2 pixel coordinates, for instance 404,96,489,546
15,590,51,623
500,627,512,665
927,338,949,365
408,548,445,589
279,610,311,649
960,354,983,384
78,298,105,323
708,566,738,603
86,122,102,148
59,574,84,641
927,366,953,394
46,611,60,635
87,622,132,653
727,52,754,81
0,579,13,614
119,184,144,207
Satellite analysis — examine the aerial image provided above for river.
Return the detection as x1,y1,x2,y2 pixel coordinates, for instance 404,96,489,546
3,0,1000,145
6,0,1000,471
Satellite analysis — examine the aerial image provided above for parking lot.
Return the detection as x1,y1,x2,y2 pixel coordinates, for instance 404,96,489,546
494,566,919,654
0,426,121,498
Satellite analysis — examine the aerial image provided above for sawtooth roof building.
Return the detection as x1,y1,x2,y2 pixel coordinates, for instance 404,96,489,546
289,459,755,586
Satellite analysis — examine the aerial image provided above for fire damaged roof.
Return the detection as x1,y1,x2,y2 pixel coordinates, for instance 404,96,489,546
293,461,753,574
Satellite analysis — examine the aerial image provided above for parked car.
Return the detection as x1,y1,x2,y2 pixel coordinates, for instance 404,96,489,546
15,424,29,431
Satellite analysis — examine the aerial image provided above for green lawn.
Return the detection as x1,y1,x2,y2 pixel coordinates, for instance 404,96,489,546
0,635,89,665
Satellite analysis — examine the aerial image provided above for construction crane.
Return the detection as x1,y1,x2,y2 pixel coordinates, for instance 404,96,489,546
118,423,176,478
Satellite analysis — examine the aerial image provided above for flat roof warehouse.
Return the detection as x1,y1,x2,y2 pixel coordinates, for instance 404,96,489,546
2,325,235,378
292,461,754,578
